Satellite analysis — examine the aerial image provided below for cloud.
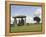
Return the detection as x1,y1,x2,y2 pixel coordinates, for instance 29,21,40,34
26,16,37,23
34,8,42,16
15,14,25,16
11,16,14,24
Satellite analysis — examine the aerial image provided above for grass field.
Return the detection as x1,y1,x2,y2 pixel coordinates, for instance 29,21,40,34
10,23,42,33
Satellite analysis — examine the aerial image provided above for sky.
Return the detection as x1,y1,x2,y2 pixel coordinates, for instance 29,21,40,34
11,5,42,24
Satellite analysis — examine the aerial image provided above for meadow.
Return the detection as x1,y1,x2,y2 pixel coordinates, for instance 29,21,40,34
10,23,42,33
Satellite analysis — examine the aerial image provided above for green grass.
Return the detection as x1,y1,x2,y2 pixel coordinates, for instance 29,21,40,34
10,23,42,33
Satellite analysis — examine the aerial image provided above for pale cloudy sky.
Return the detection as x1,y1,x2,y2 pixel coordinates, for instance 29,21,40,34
11,5,42,24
